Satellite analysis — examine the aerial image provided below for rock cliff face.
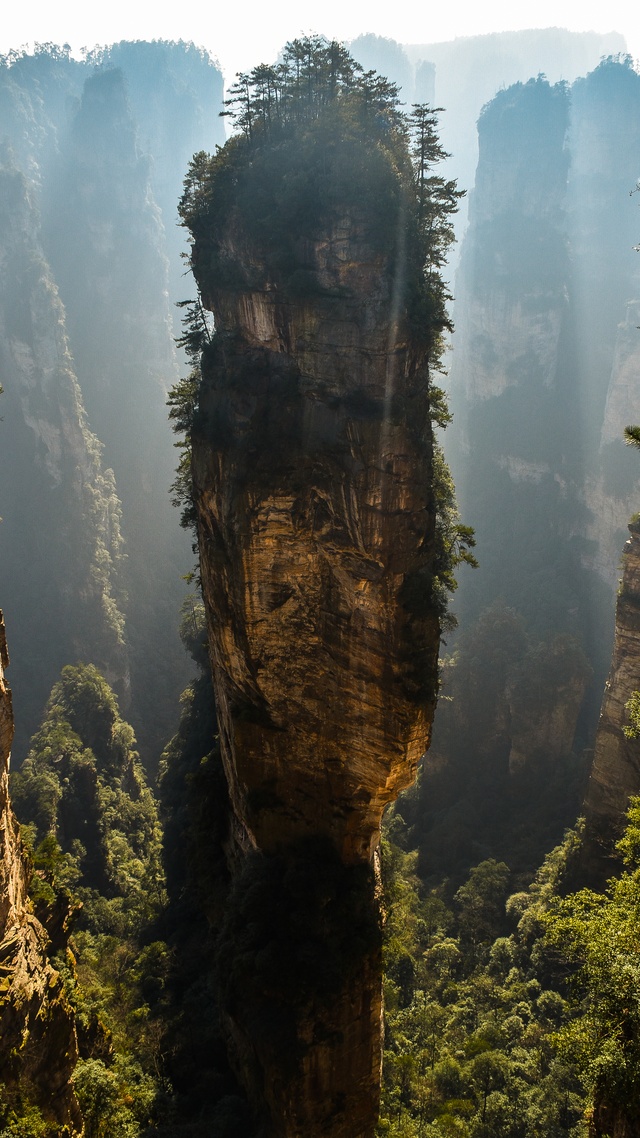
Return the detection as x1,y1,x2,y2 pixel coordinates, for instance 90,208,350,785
188,107,444,1132
581,522,640,880
0,43,225,761
449,58,640,657
0,613,80,1133
0,161,127,749
194,217,439,863
424,60,640,875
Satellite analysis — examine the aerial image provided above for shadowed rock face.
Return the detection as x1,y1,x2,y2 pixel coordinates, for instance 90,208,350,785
193,210,440,867
581,522,640,883
0,613,81,1134
190,187,442,1132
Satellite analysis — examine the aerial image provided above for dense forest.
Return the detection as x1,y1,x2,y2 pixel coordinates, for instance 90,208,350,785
1,29,640,1138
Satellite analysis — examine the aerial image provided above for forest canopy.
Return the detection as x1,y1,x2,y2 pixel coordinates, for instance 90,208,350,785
178,35,463,351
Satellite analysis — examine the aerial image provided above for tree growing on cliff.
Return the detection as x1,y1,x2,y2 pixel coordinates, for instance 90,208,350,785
178,36,471,610
167,297,212,548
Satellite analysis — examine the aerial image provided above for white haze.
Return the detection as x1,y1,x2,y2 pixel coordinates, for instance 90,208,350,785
0,0,636,80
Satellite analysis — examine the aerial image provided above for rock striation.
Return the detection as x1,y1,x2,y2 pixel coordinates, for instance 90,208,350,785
0,160,128,756
0,43,225,762
580,522,640,881
185,62,448,1136
191,213,440,1138
0,612,81,1133
425,60,640,875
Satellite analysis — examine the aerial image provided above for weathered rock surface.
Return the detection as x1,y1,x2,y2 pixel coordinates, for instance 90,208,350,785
0,160,128,757
0,44,225,762
191,193,441,1133
0,612,81,1133
193,206,440,867
580,523,640,880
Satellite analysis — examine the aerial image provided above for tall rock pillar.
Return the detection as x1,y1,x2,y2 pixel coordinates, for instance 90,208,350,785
183,49,451,1138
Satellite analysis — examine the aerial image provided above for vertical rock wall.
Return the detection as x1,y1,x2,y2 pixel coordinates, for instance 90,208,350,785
0,612,81,1134
581,522,640,880
190,186,442,1135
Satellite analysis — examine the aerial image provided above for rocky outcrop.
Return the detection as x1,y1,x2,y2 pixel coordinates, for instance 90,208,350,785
0,44,225,762
0,612,81,1133
187,104,443,1132
193,210,440,855
194,224,439,863
580,522,640,880
0,161,128,755
448,58,640,642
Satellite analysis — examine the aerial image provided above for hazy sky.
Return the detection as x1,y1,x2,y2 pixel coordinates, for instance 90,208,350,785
1,0,636,80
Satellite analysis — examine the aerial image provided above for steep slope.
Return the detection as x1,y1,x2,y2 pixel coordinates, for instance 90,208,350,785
580,521,640,882
450,57,640,658
182,41,455,1138
403,29,626,256
0,160,127,757
42,67,193,762
0,43,225,762
0,612,81,1135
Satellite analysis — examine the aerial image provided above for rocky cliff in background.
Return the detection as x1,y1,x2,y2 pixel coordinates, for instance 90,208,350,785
415,58,640,877
0,42,225,762
0,612,80,1134
405,29,625,258
0,160,127,746
450,56,640,661
42,64,193,761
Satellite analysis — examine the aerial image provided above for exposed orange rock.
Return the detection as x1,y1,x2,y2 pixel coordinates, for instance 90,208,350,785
191,203,441,1135
0,611,81,1134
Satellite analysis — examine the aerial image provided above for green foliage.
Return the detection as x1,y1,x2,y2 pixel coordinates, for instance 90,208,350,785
543,798,640,1123
378,819,587,1138
431,445,478,625
12,664,165,934
9,666,171,1135
179,36,461,347
454,860,511,952
0,1084,51,1137
624,424,640,449
167,298,213,547
623,690,640,739
72,1056,155,1138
